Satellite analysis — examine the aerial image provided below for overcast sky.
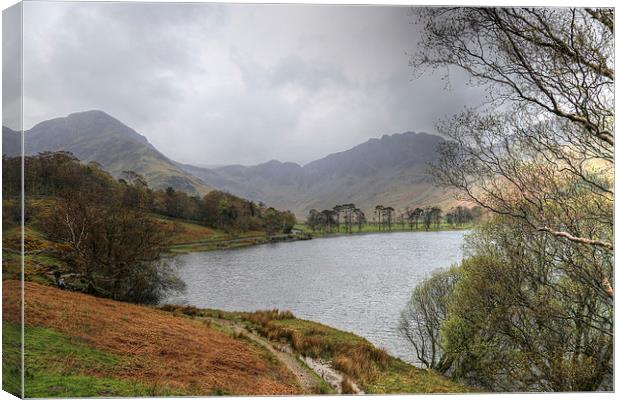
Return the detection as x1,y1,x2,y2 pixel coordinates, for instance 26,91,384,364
10,2,481,166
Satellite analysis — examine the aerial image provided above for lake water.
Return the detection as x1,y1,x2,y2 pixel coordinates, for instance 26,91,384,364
166,231,467,364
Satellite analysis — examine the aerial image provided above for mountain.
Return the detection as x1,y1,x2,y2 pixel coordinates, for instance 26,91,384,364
3,110,212,196
3,110,461,217
2,126,21,156
182,132,462,218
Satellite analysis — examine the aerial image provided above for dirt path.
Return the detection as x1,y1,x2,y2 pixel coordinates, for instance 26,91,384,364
199,317,363,394
199,317,320,392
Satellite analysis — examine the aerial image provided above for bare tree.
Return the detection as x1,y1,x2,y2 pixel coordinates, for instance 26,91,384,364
399,267,459,373
406,7,614,391
414,7,614,253
43,194,184,304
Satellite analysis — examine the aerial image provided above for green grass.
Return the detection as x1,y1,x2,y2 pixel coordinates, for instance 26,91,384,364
24,373,160,398
294,222,473,237
168,235,268,253
2,322,178,397
2,321,21,397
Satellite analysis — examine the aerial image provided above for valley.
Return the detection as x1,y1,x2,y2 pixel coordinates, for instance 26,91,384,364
3,110,463,218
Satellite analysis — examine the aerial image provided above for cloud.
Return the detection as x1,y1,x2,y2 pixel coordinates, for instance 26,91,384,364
20,2,482,165
2,3,22,129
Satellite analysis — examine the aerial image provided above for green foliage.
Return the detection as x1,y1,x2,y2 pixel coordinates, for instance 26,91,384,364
438,219,613,391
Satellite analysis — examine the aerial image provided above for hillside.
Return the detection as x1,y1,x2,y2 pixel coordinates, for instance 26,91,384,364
2,280,303,397
182,132,463,217
2,110,212,196
2,126,20,155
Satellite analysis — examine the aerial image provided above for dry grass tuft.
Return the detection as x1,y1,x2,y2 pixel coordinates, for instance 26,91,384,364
246,309,295,326
244,309,392,385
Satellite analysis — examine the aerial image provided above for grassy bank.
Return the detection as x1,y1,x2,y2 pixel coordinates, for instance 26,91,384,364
170,307,470,394
159,215,270,253
294,222,472,238
2,280,306,397
2,280,468,396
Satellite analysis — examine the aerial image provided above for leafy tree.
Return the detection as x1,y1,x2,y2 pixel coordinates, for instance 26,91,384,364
422,207,433,231
321,209,336,232
441,220,613,391
407,207,424,230
374,205,384,230
307,209,322,232
333,205,343,232
354,208,365,231
383,206,395,231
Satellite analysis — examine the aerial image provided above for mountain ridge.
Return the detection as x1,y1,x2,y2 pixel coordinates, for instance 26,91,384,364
3,110,462,217
3,110,213,196
182,131,461,217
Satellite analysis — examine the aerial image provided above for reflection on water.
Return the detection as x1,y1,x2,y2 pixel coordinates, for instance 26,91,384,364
166,231,466,364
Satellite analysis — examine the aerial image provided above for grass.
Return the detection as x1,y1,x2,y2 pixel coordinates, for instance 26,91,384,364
151,213,272,253
168,235,269,253
294,222,473,237
2,321,21,397
2,280,304,397
254,313,470,394
3,322,171,397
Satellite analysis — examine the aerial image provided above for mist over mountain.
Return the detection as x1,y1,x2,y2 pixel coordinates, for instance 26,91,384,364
3,110,212,196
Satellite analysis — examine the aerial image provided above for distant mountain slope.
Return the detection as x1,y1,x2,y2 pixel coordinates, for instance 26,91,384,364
183,132,461,217
2,126,21,156
4,111,461,215
4,110,212,196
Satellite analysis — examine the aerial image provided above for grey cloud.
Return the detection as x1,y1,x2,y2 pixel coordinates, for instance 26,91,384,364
18,2,481,166
3,2,22,129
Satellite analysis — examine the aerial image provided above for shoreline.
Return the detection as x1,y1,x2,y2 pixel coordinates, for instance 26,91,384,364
162,305,469,394
167,225,472,254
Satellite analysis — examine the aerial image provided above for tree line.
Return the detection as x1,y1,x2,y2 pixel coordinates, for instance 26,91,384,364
3,151,296,234
306,203,480,233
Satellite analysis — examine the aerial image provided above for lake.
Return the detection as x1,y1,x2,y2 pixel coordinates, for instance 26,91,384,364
166,230,467,364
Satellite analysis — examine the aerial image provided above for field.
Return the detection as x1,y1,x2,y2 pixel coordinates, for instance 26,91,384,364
151,214,270,253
